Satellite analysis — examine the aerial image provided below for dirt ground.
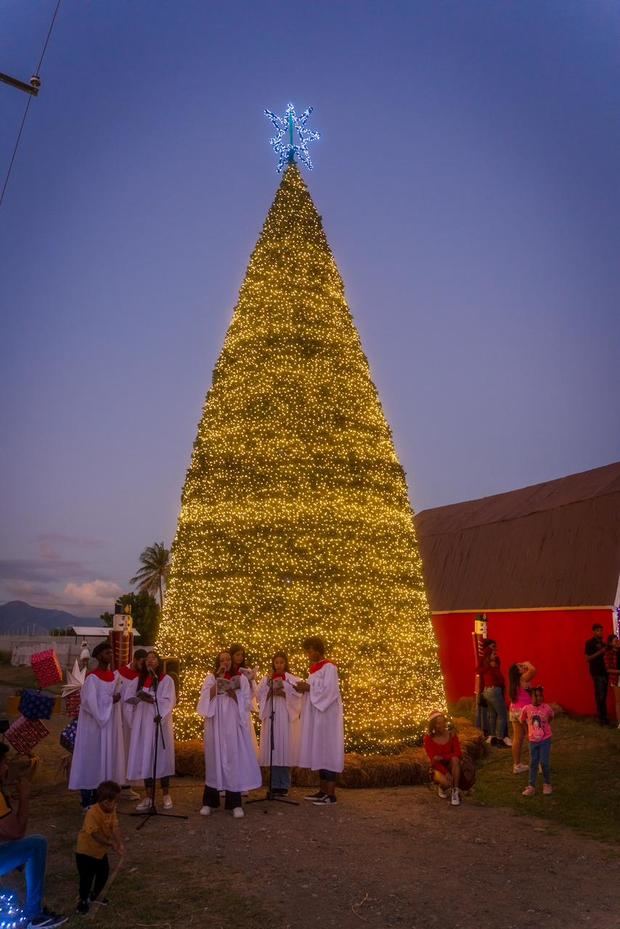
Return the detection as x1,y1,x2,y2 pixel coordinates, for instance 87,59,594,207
10,778,618,929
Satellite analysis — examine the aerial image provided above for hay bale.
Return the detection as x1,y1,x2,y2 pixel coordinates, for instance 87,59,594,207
175,721,486,788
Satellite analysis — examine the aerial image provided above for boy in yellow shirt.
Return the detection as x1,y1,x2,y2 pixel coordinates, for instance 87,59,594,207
75,780,124,915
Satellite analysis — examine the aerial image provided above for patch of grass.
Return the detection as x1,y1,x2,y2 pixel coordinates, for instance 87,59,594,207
474,715,620,845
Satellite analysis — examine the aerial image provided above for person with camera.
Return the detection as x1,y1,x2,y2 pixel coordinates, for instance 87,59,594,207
0,743,67,928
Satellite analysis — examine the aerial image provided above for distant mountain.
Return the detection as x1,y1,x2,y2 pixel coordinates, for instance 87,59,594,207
0,601,103,635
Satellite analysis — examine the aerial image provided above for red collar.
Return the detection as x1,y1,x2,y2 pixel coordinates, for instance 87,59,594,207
88,668,115,682
118,666,138,680
142,674,166,687
272,673,286,680
223,671,238,680
309,659,335,674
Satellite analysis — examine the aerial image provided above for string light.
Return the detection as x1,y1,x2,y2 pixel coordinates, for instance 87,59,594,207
264,103,320,172
0,892,26,929
157,163,446,753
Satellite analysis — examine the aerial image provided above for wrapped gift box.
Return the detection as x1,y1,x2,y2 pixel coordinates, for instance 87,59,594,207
5,716,50,755
60,718,78,753
30,649,62,688
18,690,55,721
64,691,81,718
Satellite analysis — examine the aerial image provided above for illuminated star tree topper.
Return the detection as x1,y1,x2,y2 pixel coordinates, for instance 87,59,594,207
264,102,320,172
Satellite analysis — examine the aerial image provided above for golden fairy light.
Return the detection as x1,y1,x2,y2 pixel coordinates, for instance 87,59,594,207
157,164,446,752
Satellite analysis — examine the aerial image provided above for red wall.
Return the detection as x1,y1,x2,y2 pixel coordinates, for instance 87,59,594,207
432,608,616,718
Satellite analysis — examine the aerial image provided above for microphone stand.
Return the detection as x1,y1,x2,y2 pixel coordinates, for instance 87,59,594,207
131,677,187,830
247,677,298,808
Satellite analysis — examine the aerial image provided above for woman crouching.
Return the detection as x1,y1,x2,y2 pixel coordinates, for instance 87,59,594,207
424,711,462,806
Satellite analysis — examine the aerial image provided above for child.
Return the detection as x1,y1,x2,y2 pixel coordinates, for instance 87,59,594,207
423,711,463,806
257,651,302,796
75,780,124,915
520,686,554,796
295,636,344,806
69,642,125,810
124,651,176,811
197,650,262,818
508,660,536,774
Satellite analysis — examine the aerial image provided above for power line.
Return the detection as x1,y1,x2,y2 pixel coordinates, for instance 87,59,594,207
0,0,63,209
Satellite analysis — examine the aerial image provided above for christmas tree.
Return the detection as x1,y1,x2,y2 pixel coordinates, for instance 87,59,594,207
158,133,446,752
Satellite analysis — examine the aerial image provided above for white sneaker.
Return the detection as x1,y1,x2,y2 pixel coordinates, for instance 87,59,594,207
513,763,529,774
200,805,212,816
485,735,494,744
124,788,141,801
437,786,449,799
135,797,152,812
162,794,173,810
502,737,513,747
450,788,461,806
232,806,245,818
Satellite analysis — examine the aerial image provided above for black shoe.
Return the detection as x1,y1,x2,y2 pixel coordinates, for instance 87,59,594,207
313,795,337,806
76,901,90,915
272,788,289,796
304,791,326,801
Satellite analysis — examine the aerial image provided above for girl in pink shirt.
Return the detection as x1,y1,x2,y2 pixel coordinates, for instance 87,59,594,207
520,686,554,797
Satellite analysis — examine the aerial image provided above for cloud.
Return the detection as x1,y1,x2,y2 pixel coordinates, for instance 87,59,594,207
63,580,123,609
36,534,104,562
0,558,94,583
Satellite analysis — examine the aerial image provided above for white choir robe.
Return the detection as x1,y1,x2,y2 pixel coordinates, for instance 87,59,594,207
257,674,302,767
197,673,262,793
117,666,139,777
124,675,176,781
297,662,345,773
68,670,126,790
239,669,260,757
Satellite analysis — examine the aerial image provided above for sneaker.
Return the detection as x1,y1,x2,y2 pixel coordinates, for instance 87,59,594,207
135,797,152,812
199,805,212,816
450,788,461,806
89,897,109,907
313,795,337,805
543,784,553,795
122,787,140,801
485,735,494,744
522,785,536,797
162,794,173,810
232,806,245,818
513,763,529,774
502,737,513,747
437,785,449,799
75,901,89,915
304,791,326,801
28,910,68,928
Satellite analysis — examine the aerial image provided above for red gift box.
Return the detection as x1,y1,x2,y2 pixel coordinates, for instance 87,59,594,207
5,716,50,755
64,691,81,718
30,649,62,688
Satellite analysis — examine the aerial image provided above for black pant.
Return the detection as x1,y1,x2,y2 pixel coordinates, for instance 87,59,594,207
145,776,170,791
319,769,338,782
592,674,609,723
76,853,109,902
202,785,241,809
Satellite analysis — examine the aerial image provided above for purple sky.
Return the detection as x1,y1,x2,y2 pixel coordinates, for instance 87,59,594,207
1,0,619,616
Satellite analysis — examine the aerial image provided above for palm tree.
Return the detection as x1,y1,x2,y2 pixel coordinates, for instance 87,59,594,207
130,542,170,611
